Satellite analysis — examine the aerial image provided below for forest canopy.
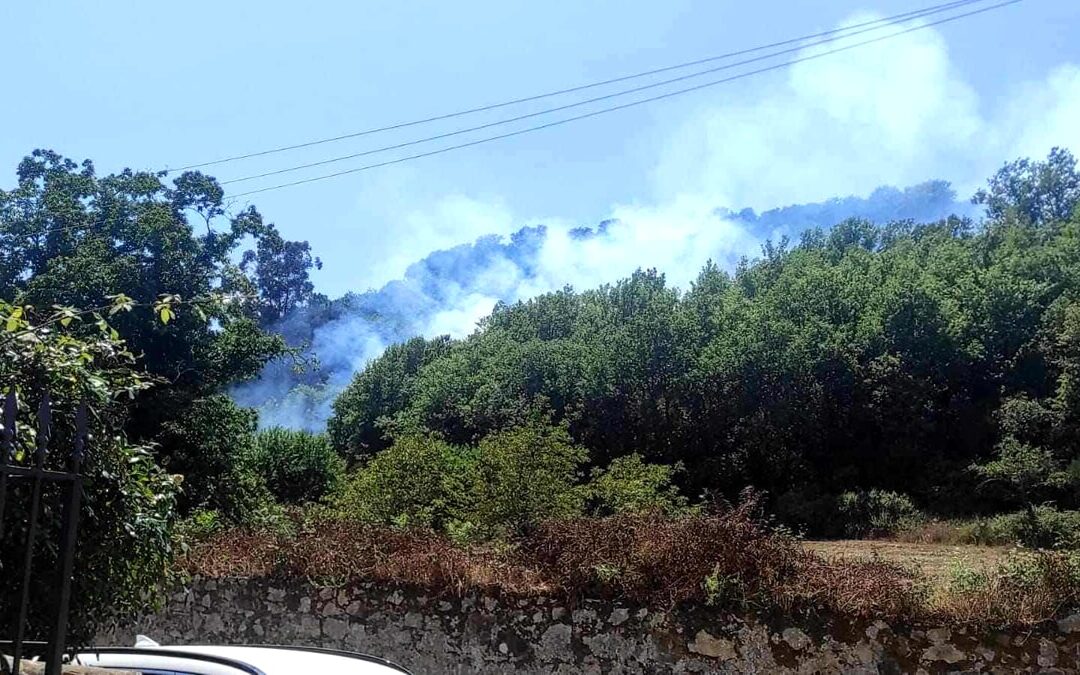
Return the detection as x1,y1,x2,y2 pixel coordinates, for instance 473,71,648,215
3,147,1080,639
329,148,1080,529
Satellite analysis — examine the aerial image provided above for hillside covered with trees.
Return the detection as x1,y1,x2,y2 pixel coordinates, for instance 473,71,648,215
328,148,1080,537
236,178,968,430
2,148,1079,640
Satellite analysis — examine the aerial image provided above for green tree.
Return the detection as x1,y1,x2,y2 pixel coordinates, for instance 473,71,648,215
250,427,344,504
241,226,322,325
0,300,178,644
332,434,472,529
0,150,315,514
329,336,453,459
0,151,289,397
468,422,587,535
974,147,1080,225
973,438,1069,506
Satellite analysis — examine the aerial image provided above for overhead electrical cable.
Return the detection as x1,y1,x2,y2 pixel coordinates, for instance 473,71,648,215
218,0,998,186
224,0,1019,199
167,0,993,172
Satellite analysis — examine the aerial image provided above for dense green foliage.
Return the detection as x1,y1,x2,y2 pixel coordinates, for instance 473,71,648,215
981,507,1080,549
0,151,292,398
250,428,344,504
329,420,691,538
894,506,1080,550
835,490,924,539
469,422,588,535
0,150,319,519
330,150,1080,534
158,395,280,525
332,434,473,530
0,300,177,643
328,336,453,459
586,454,689,516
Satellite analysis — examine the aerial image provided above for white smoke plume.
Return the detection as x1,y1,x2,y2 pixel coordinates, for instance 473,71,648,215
241,13,1080,430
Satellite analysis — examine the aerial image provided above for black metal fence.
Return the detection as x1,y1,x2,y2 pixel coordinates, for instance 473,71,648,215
0,391,88,675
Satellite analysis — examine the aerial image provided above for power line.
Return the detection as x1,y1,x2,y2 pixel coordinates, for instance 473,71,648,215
169,0,991,173
219,0,994,187
226,0,1020,199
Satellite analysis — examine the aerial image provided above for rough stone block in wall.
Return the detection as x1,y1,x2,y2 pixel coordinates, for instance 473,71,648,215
96,577,1080,674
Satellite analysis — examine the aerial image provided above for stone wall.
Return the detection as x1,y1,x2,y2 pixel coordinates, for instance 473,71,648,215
97,577,1080,673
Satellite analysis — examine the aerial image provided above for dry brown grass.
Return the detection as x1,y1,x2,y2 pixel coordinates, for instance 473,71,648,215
522,498,800,606
804,540,1080,626
182,520,546,595
927,550,1080,626
523,499,918,619
182,500,1076,628
803,539,1009,581
890,519,985,545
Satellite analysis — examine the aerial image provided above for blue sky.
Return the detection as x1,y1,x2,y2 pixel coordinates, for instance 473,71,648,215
3,0,1079,298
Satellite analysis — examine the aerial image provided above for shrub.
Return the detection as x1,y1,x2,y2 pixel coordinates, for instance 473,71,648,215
158,395,280,526
984,506,1080,549
218,464,286,530
250,427,345,504
836,489,923,538
177,509,224,539
896,508,1080,549
185,494,918,621
332,422,590,536
523,491,918,618
182,517,544,592
332,434,473,529
945,558,989,595
703,566,746,607
934,549,1080,625
586,454,690,516
468,422,588,535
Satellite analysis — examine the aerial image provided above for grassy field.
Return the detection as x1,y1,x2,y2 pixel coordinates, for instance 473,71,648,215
803,540,1011,581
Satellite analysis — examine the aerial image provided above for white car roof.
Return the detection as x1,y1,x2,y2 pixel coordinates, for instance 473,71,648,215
76,644,409,675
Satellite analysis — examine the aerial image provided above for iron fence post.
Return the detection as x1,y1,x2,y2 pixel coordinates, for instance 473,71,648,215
0,391,17,543
10,394,50,675
45,402,87,675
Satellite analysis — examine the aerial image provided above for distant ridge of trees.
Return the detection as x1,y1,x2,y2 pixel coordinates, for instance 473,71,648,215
245,178,969,427
329,149,1080,526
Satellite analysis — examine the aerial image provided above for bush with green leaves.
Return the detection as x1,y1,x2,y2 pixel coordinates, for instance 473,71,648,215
940,548,1080,625
250,427,344,504
0,300,178,643
836,489,924,538
333,422,591,537
468,422,588,535
158,394,280,526
972,437,1070,509
332,434,473,529
983,506,1080,549
174,509,225,545
586,454,689,516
